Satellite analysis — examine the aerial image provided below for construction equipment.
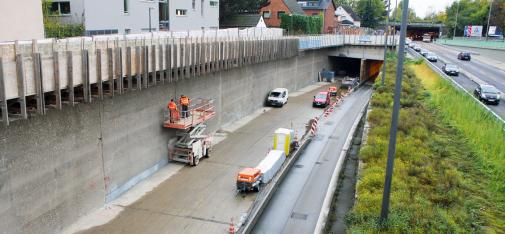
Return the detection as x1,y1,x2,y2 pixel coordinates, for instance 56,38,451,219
236,168,262,192
163,98,215,166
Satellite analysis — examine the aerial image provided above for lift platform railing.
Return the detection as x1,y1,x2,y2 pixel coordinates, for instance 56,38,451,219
163,98,215,129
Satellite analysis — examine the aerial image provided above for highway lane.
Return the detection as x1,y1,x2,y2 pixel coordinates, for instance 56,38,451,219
252,87,372,234
421,43,505,94
78,84,335,234
408,45,505,119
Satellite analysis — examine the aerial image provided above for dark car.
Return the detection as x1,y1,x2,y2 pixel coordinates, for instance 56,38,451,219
442,63,460,76
458,52,471,61
474,84,500,105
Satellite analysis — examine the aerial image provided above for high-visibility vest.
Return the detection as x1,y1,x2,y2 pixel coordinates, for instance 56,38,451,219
168,102,177,110
180,97,189,106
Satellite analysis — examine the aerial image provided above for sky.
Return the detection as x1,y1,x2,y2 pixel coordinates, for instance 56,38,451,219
404,0,456,18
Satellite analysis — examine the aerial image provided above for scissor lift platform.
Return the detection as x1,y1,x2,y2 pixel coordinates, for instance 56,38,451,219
163,98,216,130
164,98,215,166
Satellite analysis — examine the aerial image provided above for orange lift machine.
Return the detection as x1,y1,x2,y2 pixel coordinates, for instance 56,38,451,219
163,98,216,166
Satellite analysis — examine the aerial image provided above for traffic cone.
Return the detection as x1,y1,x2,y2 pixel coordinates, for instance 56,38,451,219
229,218,235,234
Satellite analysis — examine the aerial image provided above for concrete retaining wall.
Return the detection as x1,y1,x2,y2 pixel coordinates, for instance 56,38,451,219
0,48,330,234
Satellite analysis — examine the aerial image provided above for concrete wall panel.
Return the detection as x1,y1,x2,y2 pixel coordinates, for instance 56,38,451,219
0,48,330,233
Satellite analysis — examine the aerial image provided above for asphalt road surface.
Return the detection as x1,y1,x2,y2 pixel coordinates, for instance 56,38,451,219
252,87,372,234
79,84,345,234
412,43,505,119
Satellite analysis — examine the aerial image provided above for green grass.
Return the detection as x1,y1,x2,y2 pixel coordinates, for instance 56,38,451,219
345,59,505,233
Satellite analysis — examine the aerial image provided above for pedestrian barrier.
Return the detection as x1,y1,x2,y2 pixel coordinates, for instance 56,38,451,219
310,117,319,136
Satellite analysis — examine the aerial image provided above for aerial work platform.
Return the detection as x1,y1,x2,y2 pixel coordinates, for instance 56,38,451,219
163,98,216,130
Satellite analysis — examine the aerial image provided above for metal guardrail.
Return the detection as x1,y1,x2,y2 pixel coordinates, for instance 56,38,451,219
297,34,399,50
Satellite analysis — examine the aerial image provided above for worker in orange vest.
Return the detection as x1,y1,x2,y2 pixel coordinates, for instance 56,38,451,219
179,95,190,118
167,99,179,123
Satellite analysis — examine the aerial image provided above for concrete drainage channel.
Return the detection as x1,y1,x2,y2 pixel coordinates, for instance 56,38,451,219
322,107,368,233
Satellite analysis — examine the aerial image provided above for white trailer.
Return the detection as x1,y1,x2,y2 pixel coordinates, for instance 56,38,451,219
256,150,286,184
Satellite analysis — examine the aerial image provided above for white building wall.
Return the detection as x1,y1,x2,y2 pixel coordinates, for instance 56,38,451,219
49,0,85,25
83,0,159,35
169,0,219,31
0,0,44,41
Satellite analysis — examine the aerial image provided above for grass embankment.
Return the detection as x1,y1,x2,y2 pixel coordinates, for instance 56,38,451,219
345,60,505,233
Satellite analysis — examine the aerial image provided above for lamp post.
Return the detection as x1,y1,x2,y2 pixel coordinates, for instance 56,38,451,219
380,0,409,222
453,1,460,38
148,7,154,32
486,0,494,40
381,0,392,86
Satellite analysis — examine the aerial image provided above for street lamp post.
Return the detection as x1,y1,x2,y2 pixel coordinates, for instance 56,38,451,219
148,7,154,32
380,0,409,222
486,0,494,40
381,0,392,86
453,1,460,38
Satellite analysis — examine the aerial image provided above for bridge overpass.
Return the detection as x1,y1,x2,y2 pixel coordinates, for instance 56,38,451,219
0,29,396,233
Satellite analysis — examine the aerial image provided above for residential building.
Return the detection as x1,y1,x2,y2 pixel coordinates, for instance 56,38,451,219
220,15,266,29
48,0,219,36
0,0,44,41
49,0,158,35
297,0,337,33
165,0,219,31
335,5,361,27
259,0,306,28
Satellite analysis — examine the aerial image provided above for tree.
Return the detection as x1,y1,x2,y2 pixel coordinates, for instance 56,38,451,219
445,0,491,37
390,1,421,22
489,0,505,34
333,0,359,10
219,0,268,20
356,0,386,28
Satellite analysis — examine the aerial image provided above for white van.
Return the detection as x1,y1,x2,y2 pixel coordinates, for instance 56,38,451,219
266,88,289,107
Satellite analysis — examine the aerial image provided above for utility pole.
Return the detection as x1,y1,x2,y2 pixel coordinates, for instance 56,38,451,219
453,1,460,38
148,7,154,32
486,0,494,40
381,0,392,86
380,0,409,222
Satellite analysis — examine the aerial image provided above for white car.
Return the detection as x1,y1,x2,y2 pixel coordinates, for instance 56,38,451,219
426,52,438,62
266,88,288,107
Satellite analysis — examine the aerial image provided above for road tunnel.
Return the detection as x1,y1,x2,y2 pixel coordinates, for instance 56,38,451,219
328,56,383,84
392,23,443,41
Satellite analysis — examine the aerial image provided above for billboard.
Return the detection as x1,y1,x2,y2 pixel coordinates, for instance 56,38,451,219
464,25,483,37
489,26,497,35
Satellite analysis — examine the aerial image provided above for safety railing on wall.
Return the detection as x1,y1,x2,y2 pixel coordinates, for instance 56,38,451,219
297,34,399,50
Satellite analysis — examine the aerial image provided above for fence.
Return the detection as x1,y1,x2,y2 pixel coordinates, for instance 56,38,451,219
297,34,399,50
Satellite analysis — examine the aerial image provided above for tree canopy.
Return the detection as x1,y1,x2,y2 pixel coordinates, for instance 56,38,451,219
355,0,386,28
219,0,268,20
445,0,494,37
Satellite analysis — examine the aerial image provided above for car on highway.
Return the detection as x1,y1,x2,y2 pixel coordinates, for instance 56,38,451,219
420,49,430,57
442,63,460,76
313,91,331,108
266,88,288,107
474,84,501,105
426,52,438,62
458,52,471,61
409,43,416,48
413,44,421,52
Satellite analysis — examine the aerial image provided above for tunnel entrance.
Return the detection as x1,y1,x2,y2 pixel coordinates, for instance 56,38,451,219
329,56,361,78
389,22,443,41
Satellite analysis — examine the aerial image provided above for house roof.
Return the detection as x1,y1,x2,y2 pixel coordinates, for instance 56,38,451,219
283,0,306,15
298,0,335,10
220,14,262,28
337,5,361,21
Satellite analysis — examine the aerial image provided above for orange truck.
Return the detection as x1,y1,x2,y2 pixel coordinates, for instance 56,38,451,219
236,167,262,192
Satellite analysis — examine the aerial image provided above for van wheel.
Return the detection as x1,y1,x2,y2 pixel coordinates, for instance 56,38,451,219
193,156,200,166
204,148,210,158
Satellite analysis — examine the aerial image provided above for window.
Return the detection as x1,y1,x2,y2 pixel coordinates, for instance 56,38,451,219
263,11,271,19
209,1,218,7
192,0,196,9
312,13,319,16
50,1,71,15
176,9,187,16
123,0,128,13
277,11,285,19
